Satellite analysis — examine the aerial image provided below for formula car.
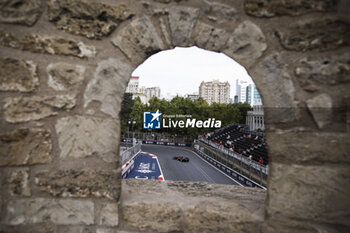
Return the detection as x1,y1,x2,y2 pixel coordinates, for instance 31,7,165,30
173,156,190,162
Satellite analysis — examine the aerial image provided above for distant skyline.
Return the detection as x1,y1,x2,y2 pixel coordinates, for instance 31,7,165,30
132,46,254,99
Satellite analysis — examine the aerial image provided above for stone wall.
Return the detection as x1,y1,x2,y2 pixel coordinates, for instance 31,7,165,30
0,0,349,232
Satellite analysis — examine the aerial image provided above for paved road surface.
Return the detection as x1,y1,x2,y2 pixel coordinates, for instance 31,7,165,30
141,144,240,185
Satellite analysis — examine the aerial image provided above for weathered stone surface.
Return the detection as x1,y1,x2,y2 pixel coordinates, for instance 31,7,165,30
4,94,76,123
121,179,266,233
267,163,350,226
169,6,199,46
158,17,171,46
55,116,120,163
251,53,296,123
223,20,267,67
4,198,94,225
35,169,121,200
267,130,350,163
0,128,52,166
295,53,350,91
9,168,31,196
202,0,236,22
122,202,182,232
0,30,96,58
0,225,56,233
57,226,93,233
48,0,132,39
96,230,132,233
99,203,119,226
276,18,350,51
261,219,319,233
0,58,38,92
84,58,132,118
194,21,229,51
154,0,171,3
47,62,85,91
111,17,165,65
0,0,43,26
244,0,338,17
306,93,333,129
184,200,261,233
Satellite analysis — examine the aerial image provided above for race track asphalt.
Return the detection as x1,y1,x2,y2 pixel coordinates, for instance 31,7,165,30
141,144,240,185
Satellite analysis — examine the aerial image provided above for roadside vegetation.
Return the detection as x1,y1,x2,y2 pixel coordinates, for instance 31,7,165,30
120,93,252,139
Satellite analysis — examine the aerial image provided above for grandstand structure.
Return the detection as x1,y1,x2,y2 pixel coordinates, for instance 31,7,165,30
197,123,269,186
208,123,268,165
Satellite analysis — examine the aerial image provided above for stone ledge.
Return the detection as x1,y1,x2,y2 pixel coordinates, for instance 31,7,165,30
121,179,265,233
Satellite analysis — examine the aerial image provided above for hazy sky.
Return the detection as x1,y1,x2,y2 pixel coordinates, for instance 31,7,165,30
132,46,254,99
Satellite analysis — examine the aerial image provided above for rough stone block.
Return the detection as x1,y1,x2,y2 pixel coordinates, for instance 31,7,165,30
4,198,94,225
0,0,43,26
122,202,182,232
295,53,350,91
0,128,52,166
0,225,56,233
57,226,94,233
267,163,350,227
244,0,338,17
276,18,350,51
0,30,96,58
223,20,267,68
48,0,132,39
9,168,31,196
267,130,350,163
55,116,120,163
306,93,333,129
202,0,237,22
47,62,85,91
194,21,229,51
261,219,319,233
0,58,38,92
111,17,165,65
169,6,199,46
96,230,135,233
251,53,296,123
4,94,76,123
84,58,132,119
99,203,119,226
184,200,261,233
35,169,121,200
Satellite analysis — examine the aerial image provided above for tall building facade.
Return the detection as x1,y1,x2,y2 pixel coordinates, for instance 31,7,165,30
145,87,160,99
125,76,139,93
126,77,160,104
236,80,262,106
246,84,262,106
199,80,230,104
246,105,265,131
235,80,248,103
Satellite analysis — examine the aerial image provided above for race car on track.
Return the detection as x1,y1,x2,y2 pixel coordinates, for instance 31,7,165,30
173,156,190,162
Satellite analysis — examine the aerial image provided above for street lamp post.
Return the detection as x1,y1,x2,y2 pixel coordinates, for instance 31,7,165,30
128,120,137,146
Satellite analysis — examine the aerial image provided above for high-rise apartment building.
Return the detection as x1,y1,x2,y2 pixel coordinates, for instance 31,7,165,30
199,80,230,104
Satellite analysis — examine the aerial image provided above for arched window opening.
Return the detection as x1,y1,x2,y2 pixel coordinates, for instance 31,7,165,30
120,46,268,188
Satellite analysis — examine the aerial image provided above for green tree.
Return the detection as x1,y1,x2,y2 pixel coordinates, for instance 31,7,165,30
120,93,134,135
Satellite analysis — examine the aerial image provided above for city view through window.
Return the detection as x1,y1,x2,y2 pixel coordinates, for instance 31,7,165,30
120,47,268,188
